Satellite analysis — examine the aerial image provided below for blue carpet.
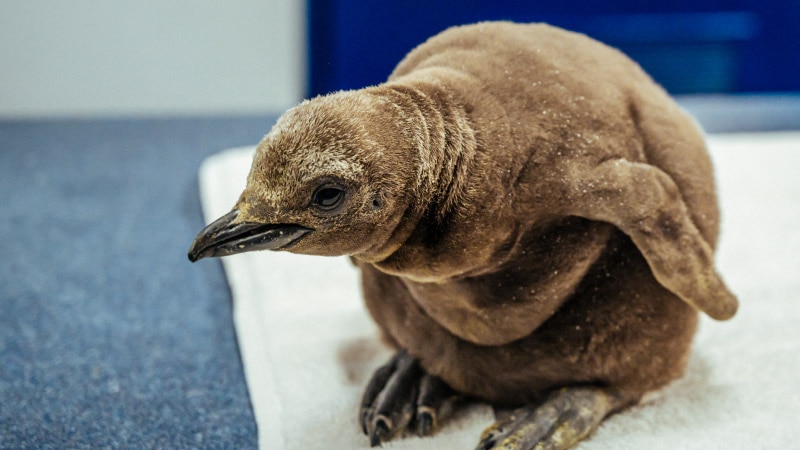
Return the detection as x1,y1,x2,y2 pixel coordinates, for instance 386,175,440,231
0,116,274,448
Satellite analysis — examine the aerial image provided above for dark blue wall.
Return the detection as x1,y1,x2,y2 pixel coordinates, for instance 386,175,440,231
308,1,800,96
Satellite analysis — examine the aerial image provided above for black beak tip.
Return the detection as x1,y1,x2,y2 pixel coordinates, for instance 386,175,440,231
188,235,218,263
187,209,240,263
187,242,206,263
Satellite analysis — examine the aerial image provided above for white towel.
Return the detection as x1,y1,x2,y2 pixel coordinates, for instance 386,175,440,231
198,132,800,449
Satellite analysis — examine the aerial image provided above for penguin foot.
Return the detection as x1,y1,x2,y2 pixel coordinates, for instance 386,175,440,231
360,349,460,447
475,387,624,450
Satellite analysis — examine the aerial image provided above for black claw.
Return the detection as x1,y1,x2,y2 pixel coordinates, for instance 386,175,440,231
476,427,504,450
370,418,390,447
475,438,496,450
360,408,370,435
416,411,434,436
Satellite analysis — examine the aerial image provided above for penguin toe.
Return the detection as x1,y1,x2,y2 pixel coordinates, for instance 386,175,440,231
476,386,627,450
359,349,461,446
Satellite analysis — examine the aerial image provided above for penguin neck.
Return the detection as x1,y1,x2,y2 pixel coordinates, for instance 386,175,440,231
384,78,477,221
360,78,479,277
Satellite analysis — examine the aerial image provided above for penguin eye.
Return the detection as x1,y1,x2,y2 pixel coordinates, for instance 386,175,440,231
312,186,345,211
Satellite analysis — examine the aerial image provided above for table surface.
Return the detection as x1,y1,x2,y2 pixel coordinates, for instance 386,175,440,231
1,95,798,448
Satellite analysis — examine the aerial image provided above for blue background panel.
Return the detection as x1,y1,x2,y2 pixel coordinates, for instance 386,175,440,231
308,0,800,96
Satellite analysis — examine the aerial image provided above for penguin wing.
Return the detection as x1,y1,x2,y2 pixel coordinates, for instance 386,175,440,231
564,158,738,320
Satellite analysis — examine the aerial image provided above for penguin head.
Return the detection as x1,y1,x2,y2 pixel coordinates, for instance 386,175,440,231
188,90,419,261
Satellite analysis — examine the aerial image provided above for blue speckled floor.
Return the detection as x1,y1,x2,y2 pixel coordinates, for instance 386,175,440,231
0,116,274,448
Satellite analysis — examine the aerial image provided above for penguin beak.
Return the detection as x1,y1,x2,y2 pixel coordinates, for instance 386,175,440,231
187,209,312,262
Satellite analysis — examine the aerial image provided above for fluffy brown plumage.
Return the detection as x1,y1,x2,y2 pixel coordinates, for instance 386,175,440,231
189,21,737,449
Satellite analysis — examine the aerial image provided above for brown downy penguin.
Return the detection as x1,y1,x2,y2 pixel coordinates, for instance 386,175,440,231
188,22,738,450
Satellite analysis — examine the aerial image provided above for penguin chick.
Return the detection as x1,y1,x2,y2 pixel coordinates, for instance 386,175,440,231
188,22,738,450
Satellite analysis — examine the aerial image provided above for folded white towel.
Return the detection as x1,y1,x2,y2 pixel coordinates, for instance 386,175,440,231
198,132,800,449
